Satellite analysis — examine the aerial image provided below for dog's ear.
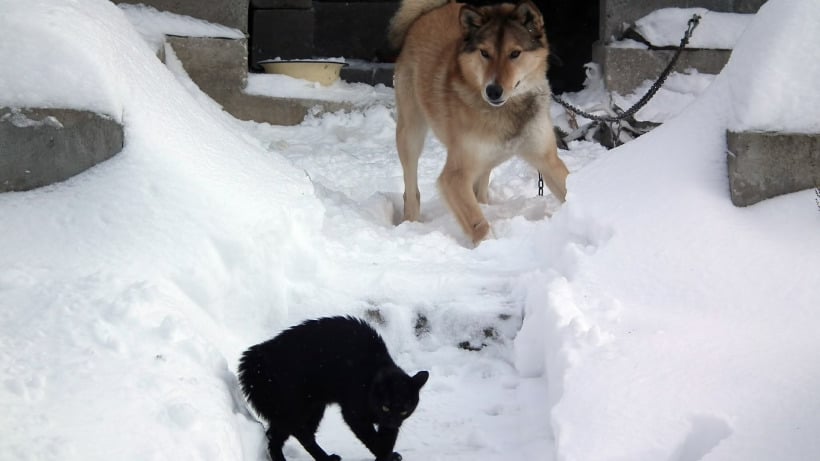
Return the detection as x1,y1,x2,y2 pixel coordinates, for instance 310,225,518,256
459,5,485,37
513,0,544,37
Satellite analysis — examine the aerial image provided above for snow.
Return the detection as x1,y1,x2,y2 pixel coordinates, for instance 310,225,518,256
245,73,394,107
119,3,244,51
725,0,820,133
632,8,753,50
1,1,819,461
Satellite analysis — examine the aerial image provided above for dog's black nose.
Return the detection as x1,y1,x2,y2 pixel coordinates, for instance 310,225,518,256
485,84,503,103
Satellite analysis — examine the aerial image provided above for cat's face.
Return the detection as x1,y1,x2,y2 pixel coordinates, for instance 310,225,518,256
369,368,429,428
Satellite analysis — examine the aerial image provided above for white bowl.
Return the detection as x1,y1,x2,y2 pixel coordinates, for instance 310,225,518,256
258,60,346,86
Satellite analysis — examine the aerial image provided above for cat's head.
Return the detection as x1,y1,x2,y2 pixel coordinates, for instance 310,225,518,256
369,367,429,429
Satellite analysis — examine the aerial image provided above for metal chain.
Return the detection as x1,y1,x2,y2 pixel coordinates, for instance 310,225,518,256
551,14,701,123
538,14,701,197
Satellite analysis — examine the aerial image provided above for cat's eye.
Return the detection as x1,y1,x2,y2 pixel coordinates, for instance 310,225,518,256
400,410,409,416
381,405,390,412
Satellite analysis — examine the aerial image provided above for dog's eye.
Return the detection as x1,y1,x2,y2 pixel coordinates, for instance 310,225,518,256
400,410,409,416
509,50,521,59
480,49,490,59
381,405,390,412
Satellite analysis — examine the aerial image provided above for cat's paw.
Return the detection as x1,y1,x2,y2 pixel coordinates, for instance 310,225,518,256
377,453,402,461
326,455,341,461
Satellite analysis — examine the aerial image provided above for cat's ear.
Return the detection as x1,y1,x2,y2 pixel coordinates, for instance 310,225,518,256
412,371,429,389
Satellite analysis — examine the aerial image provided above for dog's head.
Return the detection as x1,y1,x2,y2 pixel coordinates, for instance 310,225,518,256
458,0,549,107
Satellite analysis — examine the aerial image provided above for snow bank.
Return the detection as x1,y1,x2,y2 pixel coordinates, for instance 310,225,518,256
1,1,324,459
726,0,820,133
119,3,244,50
0,1,123,117
633,8,753,49
518,0,820,459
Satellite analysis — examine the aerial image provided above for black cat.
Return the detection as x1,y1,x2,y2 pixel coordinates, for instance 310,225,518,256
237,316,429,461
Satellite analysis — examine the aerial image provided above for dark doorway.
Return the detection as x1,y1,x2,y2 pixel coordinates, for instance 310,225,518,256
537,0,599,94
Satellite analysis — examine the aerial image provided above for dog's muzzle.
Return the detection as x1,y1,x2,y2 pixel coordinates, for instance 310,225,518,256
484,83,506,107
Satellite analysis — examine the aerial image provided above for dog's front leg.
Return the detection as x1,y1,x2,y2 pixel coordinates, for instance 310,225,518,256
522,142,569,202
438,158,490,244
473,170,491,204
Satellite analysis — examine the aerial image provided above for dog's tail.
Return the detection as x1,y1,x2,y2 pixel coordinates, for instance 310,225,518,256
388,0,452,50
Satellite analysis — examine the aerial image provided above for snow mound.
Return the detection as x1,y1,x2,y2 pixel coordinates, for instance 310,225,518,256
633,8,753,49
726,0,820,133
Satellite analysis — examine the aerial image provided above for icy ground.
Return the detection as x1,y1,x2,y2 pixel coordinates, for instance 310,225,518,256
1,1,820,461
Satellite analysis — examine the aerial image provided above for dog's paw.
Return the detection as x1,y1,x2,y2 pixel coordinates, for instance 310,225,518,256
326,455,342,461
470,219,490,244
376,453,402,461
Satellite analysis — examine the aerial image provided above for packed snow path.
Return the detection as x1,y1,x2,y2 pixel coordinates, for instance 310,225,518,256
239,106,606,461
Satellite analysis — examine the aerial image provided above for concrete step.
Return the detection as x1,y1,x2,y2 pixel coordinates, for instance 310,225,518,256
593,43,730,95
727,131,820,207
166,36,387,126
1,107,123,192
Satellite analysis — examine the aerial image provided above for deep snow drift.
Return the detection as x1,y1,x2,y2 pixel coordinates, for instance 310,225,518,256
1,1,819,461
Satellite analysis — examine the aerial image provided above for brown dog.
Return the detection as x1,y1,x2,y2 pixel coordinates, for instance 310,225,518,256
390,0,569,244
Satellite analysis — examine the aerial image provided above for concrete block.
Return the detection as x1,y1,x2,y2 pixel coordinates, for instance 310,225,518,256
167,36,248,105
166,36,353,125
226,94,356,126
727,131,820,206
593,42,731,94
0,108,123,192
112,0,249,34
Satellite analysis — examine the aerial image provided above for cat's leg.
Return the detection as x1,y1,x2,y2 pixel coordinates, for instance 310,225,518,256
294,404,340,461
374,427,402,461
265,424,289,461
340,408,401,461
340,407,379,453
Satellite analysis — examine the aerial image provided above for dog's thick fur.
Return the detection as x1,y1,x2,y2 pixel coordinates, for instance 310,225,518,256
390,0,569,244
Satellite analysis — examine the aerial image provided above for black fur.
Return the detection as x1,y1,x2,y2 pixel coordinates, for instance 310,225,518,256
237,316,429,461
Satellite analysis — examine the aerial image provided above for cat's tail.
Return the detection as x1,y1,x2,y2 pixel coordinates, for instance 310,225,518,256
236,345,270,424
388,0,452,49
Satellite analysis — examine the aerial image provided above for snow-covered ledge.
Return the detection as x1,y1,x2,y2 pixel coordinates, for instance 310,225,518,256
723,1,820,207
595,5,763,95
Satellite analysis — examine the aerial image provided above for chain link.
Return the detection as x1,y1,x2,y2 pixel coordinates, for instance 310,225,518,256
551,14,701,123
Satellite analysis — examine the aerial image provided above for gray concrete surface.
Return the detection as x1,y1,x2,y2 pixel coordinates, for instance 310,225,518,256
727,131,820,206
593,44,731,95
1,108,124,192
